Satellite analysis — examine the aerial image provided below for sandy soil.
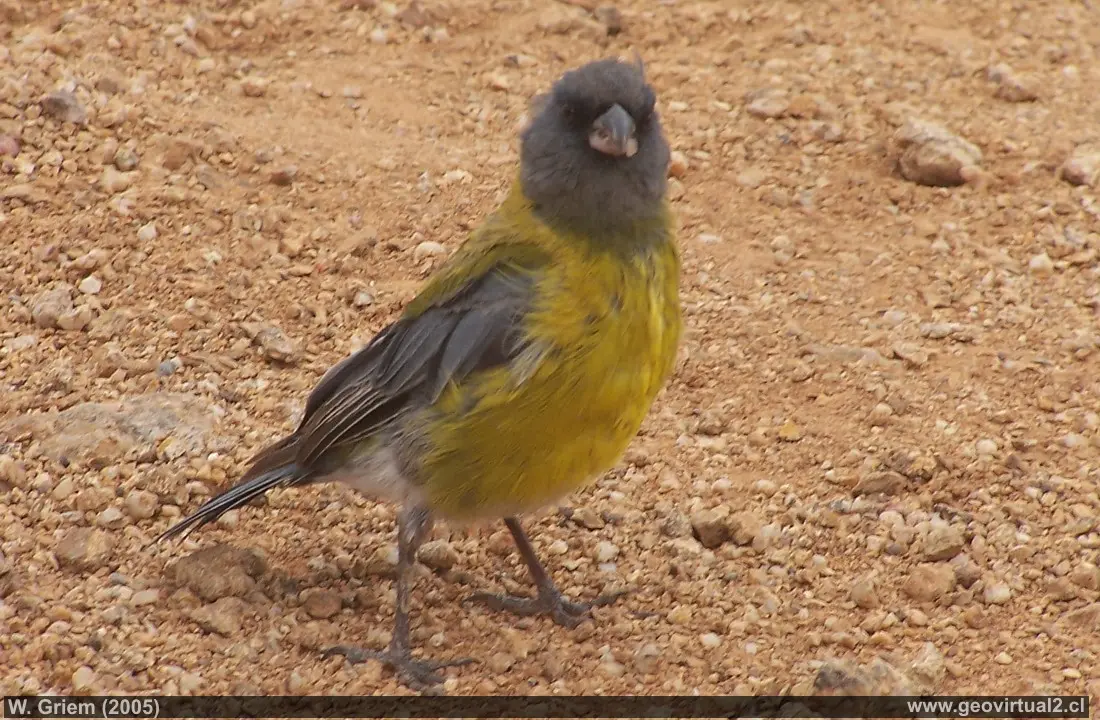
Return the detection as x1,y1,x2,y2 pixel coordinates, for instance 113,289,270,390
2,0,1099,700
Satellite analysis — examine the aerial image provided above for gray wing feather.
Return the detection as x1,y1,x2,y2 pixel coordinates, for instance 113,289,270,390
435,310,501,392
293,265,537,468
155,266,538,541
376,314,457,390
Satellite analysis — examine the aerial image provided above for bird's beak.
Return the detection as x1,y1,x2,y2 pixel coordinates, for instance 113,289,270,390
589,103,638,158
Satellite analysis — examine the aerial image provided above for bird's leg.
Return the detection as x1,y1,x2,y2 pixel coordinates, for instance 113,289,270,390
466,517,627,628
324,504,473,690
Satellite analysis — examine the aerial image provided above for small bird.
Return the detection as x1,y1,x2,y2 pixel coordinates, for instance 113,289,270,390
156,56,680,689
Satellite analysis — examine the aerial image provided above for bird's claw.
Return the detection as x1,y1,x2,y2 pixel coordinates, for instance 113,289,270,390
323,645,474,690
465,587,628,629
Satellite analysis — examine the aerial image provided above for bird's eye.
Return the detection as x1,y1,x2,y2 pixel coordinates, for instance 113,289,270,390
555,89,584,121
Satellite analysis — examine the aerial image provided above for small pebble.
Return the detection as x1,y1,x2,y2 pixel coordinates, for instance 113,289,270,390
745,88,790,119
413,241,446,262
855,471,907,495
113,147,140,171
600,657,626,677
903,563,956,602
593,541,619,562
485,73,510,91
55,528,114,572
924,526,965,561
594,5,623,35
1028,253,1054,275
850,578,879,609
42,90,88,125
987,64,1039,102
167,314,194,332
984,582,1012,605
271,166,297,186
417,540,459,571
179,672,202,694
241,77,268,97
3,335,37,352
101,167,134,194
302,589,342,619
97,507,126,529
487,651,515,674
71,665,97,691
1070,563,1100,591
131,589,160,606
125,490,159,520
287,671,306,693
31,284,75,329
868,403,894,425
691,508,729,548
951,554,982,589
190,596,245,636
668,151,688,178
348,547,393,580
633,642,661,673
246,323,298,363
157,358,182,376
777,419,802,441
570,506,605,529
893,118,982,187
78,276,102,295
975,438,998,456
137,222,158,242
52,477,75,500
667,605,692,624
0,134,19,157
753,479,778,496
1061,146,1100,187
909,642,945,687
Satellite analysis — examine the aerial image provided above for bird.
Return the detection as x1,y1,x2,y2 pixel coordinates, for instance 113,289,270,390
155,56,681,690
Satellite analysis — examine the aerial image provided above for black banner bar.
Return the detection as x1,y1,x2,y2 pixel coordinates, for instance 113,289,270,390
2,695,1092,719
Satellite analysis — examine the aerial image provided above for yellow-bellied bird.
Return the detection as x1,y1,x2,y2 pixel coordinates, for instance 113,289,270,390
156,57,681,689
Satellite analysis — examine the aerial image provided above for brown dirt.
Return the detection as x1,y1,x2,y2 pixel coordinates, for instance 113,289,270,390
2,0,1100,700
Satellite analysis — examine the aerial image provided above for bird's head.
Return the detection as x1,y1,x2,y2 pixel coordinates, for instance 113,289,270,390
520,57,670,239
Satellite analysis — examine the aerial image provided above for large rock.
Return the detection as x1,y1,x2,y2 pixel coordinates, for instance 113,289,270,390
902,563,957,602
55,528,114,572
167,544,268,601
1,393,223,467
190,596,247,636
1061,145,1100,187
892,118,982,187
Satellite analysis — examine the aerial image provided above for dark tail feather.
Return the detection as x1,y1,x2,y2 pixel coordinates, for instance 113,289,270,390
152,437,305,544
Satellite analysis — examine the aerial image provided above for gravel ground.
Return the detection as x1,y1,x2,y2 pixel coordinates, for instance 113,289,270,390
2,0,1099,700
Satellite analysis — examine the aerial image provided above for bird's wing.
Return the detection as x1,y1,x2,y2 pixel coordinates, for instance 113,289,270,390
293,243,551,467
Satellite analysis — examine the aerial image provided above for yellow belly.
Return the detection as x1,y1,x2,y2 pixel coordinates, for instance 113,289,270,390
421,243,681,520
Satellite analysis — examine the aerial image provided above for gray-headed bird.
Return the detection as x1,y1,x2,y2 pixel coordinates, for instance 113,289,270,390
156,56,680,689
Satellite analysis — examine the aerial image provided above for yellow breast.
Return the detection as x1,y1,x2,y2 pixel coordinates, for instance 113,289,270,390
421,219,681,521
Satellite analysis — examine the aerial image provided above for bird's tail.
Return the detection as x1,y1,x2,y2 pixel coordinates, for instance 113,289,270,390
152,437,306,543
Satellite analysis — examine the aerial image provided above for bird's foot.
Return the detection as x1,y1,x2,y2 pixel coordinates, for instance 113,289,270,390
323,645,474,691
465,586,627,629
